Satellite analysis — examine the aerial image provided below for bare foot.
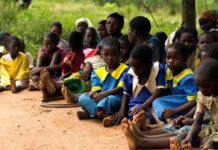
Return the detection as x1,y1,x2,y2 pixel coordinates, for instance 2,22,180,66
10,78,17,93
182,142,192,150
147,121,165,130
132,110,147,131
103,116,114,127
170,137,181,150
121,118,137,150
129,121,146,138
77,111,91,120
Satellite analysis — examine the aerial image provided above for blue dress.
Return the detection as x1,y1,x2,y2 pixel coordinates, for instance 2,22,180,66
152,67,198,120
78,63,129,118
123,62,165,120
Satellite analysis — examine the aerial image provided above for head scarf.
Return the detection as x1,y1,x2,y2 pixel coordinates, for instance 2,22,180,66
199,10,218,23
75,18,93,27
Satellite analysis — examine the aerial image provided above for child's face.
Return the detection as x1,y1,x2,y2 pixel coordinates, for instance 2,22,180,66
106,17,122,36
85,29,95,45
166,47,186,71
97,24,108,39
119,40,131,60
196,75,217,96
9,40,20,59
130,57,150,77
101,45,120,68
180,32,197,53
198,34,214,51
199,18,215,32
44,37,57,52
77,22,88,34
50,26,62,38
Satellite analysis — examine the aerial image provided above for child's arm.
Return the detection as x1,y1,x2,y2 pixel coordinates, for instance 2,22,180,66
181,111,204,146
112,94,130,124
163,101,196,118
82,62,93,81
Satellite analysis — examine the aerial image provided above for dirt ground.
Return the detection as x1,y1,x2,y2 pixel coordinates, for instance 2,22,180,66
0,90,128,150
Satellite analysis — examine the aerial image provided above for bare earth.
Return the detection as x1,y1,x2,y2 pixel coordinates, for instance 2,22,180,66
0,90,128,150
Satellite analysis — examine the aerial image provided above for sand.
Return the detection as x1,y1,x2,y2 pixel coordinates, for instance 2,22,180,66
0,90,128,150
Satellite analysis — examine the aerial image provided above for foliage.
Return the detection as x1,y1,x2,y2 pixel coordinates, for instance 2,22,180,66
0,0,217,60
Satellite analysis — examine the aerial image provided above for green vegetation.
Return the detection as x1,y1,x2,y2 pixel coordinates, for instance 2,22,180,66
0,0,216,59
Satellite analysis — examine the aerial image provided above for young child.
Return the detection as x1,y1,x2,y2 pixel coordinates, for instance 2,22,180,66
77,37,129,120
97,20,108,39
0,32,10,57
29,32,64,90
178,27,198,70
50,21,70,51
152,43,198,124
128,16,165,64
83,27,98,58
106,12,124,38
119,35,132,64
0,36,29,93
19,39,34,69
75,18,92,36
194,32,217,69
40,31,85,101
171,59,218,150
199,10,218,32
103,44,165,127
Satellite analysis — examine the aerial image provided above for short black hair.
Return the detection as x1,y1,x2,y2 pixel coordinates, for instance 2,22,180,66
129,16,151,38
86,27,97,37
45,32,60,45
8,36,21,49
203,43,218,60
51,21,62,31
196,58,218,80
98,20,107,26
0,32,10,45
199,31,217,42
119,34,129,43
107,12,124,29
69,31,83,50
167,42,189,59
102,37,120,53
154,32,168,44
179,27,198,40
130,44,152,63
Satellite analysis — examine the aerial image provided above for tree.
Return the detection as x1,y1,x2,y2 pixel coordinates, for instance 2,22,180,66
182,0,196,28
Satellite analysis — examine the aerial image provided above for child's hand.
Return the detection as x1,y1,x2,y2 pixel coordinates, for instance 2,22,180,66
172,116,185,128
181,117,194,126
63,57,72,66
181,138,192,149
111,111,125,125
93,92,107,102
89,91,97,99
131,105,145,116
163,109,176,118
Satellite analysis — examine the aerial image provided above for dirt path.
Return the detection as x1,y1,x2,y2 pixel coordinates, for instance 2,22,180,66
0,90,128,150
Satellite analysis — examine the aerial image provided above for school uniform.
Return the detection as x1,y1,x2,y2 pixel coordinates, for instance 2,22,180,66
78,63,129,118
123,62,165,120
152,67,198,120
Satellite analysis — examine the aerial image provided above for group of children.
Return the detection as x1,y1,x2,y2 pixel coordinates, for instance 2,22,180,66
0,10,218,149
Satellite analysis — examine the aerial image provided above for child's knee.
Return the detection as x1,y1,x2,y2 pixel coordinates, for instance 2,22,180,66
78,93,90,105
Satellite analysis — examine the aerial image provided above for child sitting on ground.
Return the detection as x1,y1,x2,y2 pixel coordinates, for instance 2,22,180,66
171,59,218,150
119,35,132,64
50,21,70,51
39,31,85,101
29,32,65,91
152,42,198,124
178,27,198,70
194,32,217,69
0,36,29,93
103,44,165,127
83,27,98,58
77,37,129,120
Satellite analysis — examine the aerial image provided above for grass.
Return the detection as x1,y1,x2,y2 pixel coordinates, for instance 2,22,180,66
0,0,216,59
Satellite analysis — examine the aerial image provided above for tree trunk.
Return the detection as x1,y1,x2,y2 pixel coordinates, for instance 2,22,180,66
182,0,196,28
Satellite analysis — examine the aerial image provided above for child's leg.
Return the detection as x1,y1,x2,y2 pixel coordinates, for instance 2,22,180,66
200,137,218,150
121,118,171,149
97,95,121,117
78,93,98,118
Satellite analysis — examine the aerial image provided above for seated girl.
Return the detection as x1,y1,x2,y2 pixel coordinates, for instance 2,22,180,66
39,31,85,101
152,42,198,124
0,36,29,93
103,44,165,127
29,32,65,90
77,37,129,120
